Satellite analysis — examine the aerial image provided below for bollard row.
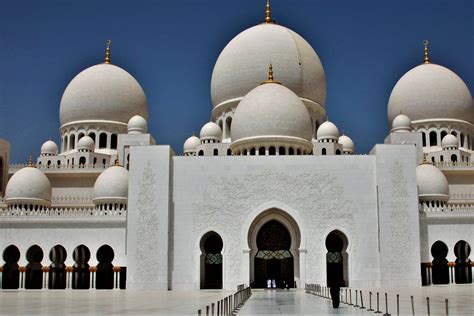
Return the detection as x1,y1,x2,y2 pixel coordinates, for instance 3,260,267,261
305,283,451,316
197,285,252,316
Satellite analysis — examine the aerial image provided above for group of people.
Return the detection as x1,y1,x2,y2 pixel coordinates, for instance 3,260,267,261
266,279,290,290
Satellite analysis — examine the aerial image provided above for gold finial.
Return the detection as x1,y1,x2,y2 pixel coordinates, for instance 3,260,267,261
265,0,272,24
326,116,329,122
261,63,281,84
28,155,33,167
421,153,430,164
105,40,112,64
114,159,120,166
423,40,429,64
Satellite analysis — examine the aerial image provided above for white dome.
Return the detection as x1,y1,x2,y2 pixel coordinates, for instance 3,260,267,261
416,163,449,202
41,140,58,156
211,23,326,114
128,115,148,134
5,166,52,206
200,122,222,142
231,82,313,150
77,136,95,152
338,135,355,153
441,134,458,149
391,114,412,132
93,165,129,204
388,63,473,124
317,121,339,141
60,63,148,127
183,135,201,154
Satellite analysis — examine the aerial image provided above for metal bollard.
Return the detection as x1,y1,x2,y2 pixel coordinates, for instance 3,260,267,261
383,292,391,316
221,299,224,316
349,289,353,305
345,288,348,304
426,297,430,316
217,301,220,316
360,290,365,309
198,309,202,316
206,305,210,316
410,296,415,316
375,292,382,313
445,298,449,316
212,303,215,316
367,291,374,311
396,294,399,316
354,289,360,307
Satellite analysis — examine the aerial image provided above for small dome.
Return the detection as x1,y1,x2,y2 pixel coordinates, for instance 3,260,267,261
338,135,355,153
416,163,449,202
391,114,412,132
200,122,222,142
93,165,129,204
441,134,458,149
128,115,148,134
183,135,201,155
231,81,313,152
388,63,473,124
41,140,58,156
60,63,148,127
211,22,326,118
77,136,95,152
317,121,339,141
5,166,52,207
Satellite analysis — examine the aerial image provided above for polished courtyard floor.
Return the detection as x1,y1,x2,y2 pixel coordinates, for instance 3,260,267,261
0,285,472,315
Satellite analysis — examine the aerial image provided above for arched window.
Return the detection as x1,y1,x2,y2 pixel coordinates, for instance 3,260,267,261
70,134,76,150
259,147,265,156
422,132,426,147
322,148,327,156
460,133,465,147
88,132,96,145
2,245,21,289
453,240,472,284
250,148,256,156
279,147,285,155
269,147,276,155
110,134,118,149
57,160,61,167
227,149,231,156
226,117,232,138
64,137,68,152
25,245,44,289
99,133,107,149
78,133,85,141
49,245,67,289
429,131,437,147
289,148,294,155
431,157,435,163
79,157,86,167
198,150,204,156
440,131,447,142
296,148,301,155
451,154,457,163
72,245,91,289
47,160,51,168
440,155,444,162
431,241,449,284
213,148,218,156
335,149,341,155
96,245,115,289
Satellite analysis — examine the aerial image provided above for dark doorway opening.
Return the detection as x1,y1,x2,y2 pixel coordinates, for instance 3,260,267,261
200,232,223,289
2,245,20,289
25,245,43,289
254,220,294,288
326,230,348,287
431,240,449,284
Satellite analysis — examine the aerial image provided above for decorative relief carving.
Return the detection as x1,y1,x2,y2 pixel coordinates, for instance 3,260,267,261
135,161,160,283
192,167,353,283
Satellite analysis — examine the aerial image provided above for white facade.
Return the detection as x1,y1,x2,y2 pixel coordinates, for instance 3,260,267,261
0,3,473,291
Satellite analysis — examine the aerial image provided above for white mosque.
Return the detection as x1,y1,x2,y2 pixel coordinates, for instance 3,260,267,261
0,2,472,291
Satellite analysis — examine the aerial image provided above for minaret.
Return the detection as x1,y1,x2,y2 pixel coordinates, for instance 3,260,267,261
105,39,112,64
423,40,429,64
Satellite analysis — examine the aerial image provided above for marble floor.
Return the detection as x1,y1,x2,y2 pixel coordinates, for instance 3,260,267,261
239,285,474,315
0,285,472,315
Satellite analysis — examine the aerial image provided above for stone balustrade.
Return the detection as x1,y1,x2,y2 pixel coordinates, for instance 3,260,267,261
0,207,126,217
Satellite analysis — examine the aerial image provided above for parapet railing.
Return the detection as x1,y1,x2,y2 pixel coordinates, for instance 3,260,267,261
197,284,252,315
9,163,107,172
305,283,453,315
434,161,474,169
0,207,126,217
420,204,474,214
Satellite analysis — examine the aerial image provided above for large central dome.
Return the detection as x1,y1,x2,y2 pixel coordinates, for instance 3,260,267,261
211,23,326,116
60,63,148,127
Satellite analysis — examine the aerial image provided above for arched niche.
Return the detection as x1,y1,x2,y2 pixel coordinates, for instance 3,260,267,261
200,231,223,289
325,230,349,287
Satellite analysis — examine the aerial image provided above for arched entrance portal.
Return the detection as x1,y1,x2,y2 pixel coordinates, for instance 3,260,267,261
325,230,349,287
200,231,223,289
248,209,301,288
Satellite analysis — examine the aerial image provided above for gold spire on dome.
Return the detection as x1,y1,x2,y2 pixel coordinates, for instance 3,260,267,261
265,0,272,24
114,159,120,166
261,63,281,84
28,155,33,167
105,40,112,64
423,40,429,64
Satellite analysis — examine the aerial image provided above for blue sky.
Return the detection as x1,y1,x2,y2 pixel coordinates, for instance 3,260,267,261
0,0,472,163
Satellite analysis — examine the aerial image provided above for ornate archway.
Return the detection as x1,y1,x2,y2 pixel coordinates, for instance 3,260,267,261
248,209,301,288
